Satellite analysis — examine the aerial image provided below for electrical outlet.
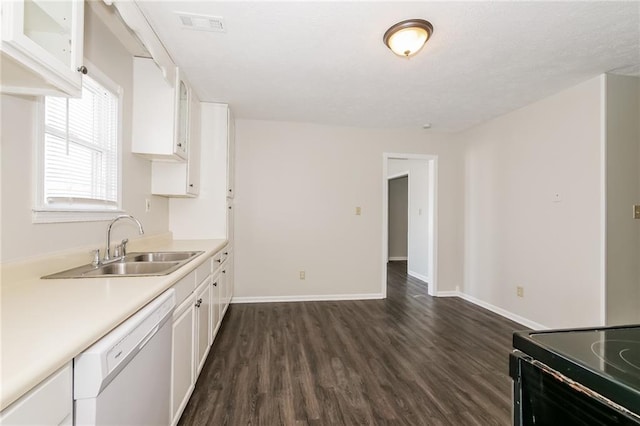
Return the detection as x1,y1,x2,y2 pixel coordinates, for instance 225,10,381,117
299,271,305,280
145,199,151,212
355,206,362,216
517,286,524,298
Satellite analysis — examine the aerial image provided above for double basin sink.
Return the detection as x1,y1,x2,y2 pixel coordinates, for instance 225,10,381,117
42,251,204,279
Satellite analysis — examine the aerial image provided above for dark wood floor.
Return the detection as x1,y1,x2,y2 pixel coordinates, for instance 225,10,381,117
178,261,523,425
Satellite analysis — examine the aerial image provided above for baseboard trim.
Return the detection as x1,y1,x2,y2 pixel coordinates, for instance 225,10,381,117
407,270,429,283
231,293,385,304
436,291,459,297
231,290,546,330
456,292,548,330
388,257,407,261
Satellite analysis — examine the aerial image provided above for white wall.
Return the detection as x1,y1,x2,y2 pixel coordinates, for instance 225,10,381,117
605,74,640,325
388,176,408,260
388,159,430,281
461,76,604,329
233,120,464,301
0,5,169,263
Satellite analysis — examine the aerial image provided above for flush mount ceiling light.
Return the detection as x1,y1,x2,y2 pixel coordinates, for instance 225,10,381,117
383,19,433,58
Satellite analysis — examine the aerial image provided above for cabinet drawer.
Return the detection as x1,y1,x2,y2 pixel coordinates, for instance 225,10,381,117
172,269,196,307
0,362,72,425
212,252,223,271
213,247,230,271
195,257,213,285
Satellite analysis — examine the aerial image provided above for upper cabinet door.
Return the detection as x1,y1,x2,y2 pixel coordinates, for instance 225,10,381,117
226,107,236,198
176,79,189,158
0,0,85,97
132,58,188,161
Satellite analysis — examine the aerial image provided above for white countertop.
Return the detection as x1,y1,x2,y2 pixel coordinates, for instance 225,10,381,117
0,238,227,411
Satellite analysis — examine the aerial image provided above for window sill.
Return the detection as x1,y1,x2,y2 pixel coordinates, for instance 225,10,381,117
32,209,125,224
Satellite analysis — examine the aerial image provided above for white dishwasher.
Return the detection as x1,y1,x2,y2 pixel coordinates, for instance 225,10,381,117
74,289,175,426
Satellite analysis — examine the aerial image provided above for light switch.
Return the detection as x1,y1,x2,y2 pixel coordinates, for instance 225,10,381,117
552,193,562,203
355,207,361,216
634,205,640,219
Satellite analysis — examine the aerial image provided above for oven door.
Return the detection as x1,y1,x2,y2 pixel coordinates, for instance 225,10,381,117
510,351,640,426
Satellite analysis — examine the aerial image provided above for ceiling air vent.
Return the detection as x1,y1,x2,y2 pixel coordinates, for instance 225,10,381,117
176,12,225,32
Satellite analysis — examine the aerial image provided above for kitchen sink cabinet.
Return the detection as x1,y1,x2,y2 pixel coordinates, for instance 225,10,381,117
0,362,72,425
132,57,189,162
0,0,85,96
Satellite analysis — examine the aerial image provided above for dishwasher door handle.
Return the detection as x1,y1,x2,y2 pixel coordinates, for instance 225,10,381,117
138,325,160,351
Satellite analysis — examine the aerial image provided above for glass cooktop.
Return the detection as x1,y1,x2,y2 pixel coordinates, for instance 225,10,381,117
530,326,640,391
513,325,640,415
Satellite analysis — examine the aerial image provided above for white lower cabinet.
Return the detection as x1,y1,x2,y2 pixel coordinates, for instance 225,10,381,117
219,247,234,317
194,278,211,376
0,362,72,425
170,293,196,426
210,270,221,342
170,247,232,425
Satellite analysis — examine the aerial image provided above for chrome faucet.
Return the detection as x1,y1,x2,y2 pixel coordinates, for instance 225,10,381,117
104,215,144,262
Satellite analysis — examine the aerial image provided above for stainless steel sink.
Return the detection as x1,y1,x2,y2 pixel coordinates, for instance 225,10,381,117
82,261,181,277
124,251,201,263
42,251,204,279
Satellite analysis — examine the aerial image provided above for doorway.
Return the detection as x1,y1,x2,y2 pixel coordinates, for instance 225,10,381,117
388,175,408,261
382,153,437,297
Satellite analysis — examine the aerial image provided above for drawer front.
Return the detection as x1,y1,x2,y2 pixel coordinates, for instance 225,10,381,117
195,257,213,285
0,362,72,425
172,269,197,307
212,252,223,272
213,246,230,271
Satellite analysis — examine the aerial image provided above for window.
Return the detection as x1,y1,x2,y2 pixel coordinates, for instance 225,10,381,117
34,68,122,223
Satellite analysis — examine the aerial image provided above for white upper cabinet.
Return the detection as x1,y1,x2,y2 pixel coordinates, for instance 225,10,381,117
131,57,188,161
226,108,236,198
0,0,85,96
151,91,201,197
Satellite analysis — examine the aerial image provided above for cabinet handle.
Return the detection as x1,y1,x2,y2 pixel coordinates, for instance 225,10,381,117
216,259,221,263
77,66,88,74
189,184,194,187
229,189,232,193
213,282,217,287
224,252,228,255
195,298,203,308
222,270,226,274
228,206,232,210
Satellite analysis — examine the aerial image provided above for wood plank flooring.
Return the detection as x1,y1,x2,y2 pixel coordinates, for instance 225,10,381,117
178,261,523,425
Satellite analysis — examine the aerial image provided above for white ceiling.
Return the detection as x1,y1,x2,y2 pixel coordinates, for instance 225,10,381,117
137,1,640,132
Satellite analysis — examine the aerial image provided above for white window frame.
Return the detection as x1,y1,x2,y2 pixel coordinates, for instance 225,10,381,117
32,60,124,223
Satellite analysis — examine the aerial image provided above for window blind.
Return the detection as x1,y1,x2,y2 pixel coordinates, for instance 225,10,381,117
43,75,119,210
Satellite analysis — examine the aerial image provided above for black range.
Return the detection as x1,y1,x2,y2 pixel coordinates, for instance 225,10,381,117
510,325,640,425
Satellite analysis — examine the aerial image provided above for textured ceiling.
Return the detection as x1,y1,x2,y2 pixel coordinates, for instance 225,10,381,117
137,1,640,132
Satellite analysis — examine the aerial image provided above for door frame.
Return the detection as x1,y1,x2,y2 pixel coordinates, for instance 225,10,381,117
382,153,438,297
